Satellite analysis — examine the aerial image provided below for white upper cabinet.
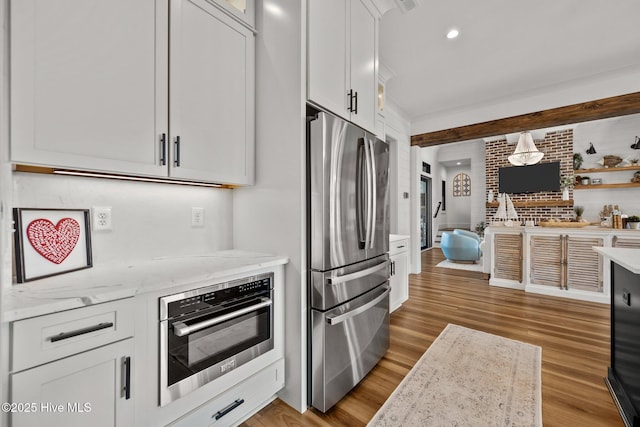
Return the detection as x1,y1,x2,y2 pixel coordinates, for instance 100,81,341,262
210,0,255,29
308,0,379,133
169,0,255,184
10,0,168,177
10,0,255,186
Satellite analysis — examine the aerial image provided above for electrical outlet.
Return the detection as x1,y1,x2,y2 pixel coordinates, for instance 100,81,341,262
191,207,205,227
92,207,112,231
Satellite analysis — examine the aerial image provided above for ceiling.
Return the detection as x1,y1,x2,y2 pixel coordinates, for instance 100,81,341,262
379,0,640,130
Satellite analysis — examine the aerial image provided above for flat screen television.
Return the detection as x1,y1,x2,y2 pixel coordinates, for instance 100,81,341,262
498,162,560,194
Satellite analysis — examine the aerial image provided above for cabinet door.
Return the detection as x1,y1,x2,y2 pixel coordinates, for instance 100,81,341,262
493,233,522,282
169,0,255,185
307,0,349,120
349,0,378,133
11,339,134,427
389,251,408,312
529,235,562,287
566,236,603,292
11,0,168,177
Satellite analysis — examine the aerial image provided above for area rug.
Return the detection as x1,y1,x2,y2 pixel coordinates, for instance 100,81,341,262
368,324,542,427
436,259,484,273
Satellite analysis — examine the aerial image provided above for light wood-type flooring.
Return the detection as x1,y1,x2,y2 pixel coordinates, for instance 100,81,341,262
242,249,623,427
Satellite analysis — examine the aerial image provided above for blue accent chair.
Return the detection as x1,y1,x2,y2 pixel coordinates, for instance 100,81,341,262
441,229,482,262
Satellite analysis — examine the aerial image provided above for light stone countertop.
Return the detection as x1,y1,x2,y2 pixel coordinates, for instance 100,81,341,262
3,250,288,322
594,247,640,275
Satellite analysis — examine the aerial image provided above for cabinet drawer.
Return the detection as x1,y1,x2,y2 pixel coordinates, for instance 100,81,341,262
11,298,134,372
169,358,284,427
389,239,409,256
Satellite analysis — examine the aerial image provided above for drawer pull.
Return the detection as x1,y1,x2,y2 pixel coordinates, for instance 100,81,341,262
213,398,245,420
49,322,114,342
396,245,405,249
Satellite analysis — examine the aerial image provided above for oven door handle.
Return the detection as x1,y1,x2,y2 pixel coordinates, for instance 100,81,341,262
326,286,390,325
172,298,272,337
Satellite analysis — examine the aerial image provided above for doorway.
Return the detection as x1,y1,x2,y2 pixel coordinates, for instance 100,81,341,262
420,175,432,250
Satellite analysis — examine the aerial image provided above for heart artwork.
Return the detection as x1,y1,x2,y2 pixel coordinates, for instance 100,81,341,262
26,218,81,264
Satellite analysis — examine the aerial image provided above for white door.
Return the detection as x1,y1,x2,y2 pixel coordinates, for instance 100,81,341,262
349,0,378,133
10,0,168,176
11,339,134,427
307,0,349,120
169,0,255,185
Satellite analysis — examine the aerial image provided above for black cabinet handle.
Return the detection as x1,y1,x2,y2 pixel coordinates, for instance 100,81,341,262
354,91,358,114
174,136,181,167
347,89,354,112
213,399,244,420
160,133,167,166
123,356,131,400
49,322,114,342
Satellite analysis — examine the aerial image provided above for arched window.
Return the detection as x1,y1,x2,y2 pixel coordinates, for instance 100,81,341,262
453,173,471,197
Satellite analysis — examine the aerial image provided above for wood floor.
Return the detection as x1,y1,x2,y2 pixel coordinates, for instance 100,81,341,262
242,249,623,427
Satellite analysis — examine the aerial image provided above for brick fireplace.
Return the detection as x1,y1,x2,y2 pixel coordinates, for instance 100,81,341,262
485,129,574,224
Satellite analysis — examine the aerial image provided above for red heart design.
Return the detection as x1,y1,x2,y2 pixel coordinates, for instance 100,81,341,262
26,218,81,264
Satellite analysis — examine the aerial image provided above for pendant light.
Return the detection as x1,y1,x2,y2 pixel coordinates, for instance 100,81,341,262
508,131,544,166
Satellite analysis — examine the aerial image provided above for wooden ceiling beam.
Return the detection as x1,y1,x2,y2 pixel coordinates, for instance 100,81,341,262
410,92,640,147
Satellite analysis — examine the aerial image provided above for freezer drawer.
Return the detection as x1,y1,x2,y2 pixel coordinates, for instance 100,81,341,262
310,255,389,310
311,284,390,412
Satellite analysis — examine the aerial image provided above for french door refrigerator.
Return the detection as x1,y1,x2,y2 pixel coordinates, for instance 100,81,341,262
308,110,390,412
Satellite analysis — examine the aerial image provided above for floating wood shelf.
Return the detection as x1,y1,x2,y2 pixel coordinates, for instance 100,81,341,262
574,183,640,190
486,200,574,208
575,165,640,174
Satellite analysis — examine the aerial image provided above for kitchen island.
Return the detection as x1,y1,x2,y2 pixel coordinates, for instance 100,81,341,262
595,247,640,427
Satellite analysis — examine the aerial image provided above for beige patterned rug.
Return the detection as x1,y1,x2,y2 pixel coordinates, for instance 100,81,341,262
368,324,542,427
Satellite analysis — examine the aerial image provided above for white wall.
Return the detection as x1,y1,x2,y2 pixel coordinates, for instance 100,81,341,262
573,113,640,222
385,101,411,236
412,65,640,135
436,140,486,232
0,0,10,419
12,173,233,265
232,0,307,413
417,139,485,246
445,165,472,229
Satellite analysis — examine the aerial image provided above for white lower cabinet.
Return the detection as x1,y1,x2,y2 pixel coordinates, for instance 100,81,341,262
168,358,284,427
389,236,409,312
11,339,134,427
9,299,136,427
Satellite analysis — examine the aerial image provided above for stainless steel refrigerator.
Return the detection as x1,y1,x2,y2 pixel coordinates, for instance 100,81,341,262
308,110,390,412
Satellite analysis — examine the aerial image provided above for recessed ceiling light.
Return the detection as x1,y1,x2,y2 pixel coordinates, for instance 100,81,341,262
447,28,459,39
456,162,461,165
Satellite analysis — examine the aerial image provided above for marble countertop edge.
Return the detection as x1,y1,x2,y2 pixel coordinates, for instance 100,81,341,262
2,250,289,323
594,247,640,275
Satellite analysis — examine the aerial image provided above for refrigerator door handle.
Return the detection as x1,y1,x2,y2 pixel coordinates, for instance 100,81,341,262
326,286,390,325
364,136,373,249
368,138,377,249
327,260,389,285
356,140,367,249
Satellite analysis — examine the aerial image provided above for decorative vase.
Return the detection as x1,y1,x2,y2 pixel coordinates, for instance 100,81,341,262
562,187,569,201
487,190,494,203
630,222,640,230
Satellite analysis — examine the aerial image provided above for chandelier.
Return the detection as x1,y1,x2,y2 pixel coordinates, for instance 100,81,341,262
508,131,544,166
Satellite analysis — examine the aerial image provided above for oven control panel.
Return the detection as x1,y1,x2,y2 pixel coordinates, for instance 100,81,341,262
164,273,273,319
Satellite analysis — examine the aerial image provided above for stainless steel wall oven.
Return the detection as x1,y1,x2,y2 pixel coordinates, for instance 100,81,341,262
159,273,274,406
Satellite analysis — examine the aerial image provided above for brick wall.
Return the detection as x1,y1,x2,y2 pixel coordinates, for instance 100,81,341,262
485,130,574,224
